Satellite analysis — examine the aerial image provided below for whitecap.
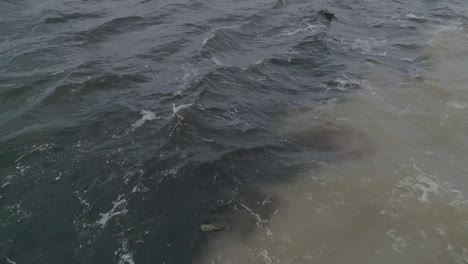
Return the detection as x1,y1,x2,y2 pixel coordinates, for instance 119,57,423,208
386,230,407,253
335,76,359,91
433,22,463,34
257,250,273,264
406,13,425,20
172,103,193,116
401,57,414,62
397,163,441,202
4,257,16,264
118,253,135,264
279,23,323,36
352,37,387,50
211,56,224,65
338,37,388,56
202,26,239,47
446,101,467,110
1,181,10,188
132,110,158,129
131,184,149,193
202,30,215,47
116,239,135,264
98,194,127,227
76,195,90,208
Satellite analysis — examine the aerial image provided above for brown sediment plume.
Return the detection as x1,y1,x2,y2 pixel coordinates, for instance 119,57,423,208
202,188,278,236
285,118,372,160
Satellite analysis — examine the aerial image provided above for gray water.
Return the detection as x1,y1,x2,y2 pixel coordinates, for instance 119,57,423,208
1,0,468,263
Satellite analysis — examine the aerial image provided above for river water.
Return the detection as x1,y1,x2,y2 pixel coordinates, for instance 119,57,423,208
1,0,468,263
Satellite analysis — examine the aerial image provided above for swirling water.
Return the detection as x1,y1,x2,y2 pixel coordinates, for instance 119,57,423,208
1,0,468,263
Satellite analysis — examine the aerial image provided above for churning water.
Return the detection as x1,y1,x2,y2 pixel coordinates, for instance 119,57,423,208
1,0,468,263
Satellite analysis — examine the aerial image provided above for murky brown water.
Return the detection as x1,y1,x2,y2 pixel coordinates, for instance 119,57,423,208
2,1,467,263
197,21,468,264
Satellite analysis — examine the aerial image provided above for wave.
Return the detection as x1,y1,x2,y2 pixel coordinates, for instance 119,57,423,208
43,11,103,24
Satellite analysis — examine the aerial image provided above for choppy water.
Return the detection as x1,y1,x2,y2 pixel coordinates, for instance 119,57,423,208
1,0,468,263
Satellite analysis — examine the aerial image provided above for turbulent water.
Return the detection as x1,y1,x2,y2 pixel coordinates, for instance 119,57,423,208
1,0,468,263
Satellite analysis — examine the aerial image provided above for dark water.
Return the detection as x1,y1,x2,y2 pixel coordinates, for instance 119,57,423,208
1,0,467,263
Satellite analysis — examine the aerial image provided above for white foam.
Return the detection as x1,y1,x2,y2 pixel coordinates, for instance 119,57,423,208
446,101,467,110
401,57,414,62
440,113,449,127
239,203,265,227
131,184,149,193
397,163,441,202
55,172,62,181
116,239,135,264
172,103,193,116
75,192,90,208
433,22,463,34
332,76,360,91
51,69,65,75
132,110,158,129
179,63,199,89
202,30,215,47
212,56,224,65
436,227,446,236
279,24,323,36
118,253,135,264
463,248,468,263
98,194,127,227
6,203,32,221
347,37,388,56
5,257,16,264
202,26,238,47
257,250,273,264
406,13,425,20
386,230,407,253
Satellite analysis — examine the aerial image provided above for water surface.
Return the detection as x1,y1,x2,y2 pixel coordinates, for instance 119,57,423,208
1,0,468,263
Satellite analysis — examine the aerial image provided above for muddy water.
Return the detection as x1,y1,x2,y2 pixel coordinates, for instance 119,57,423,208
198,22,468,264
2,0,468,263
